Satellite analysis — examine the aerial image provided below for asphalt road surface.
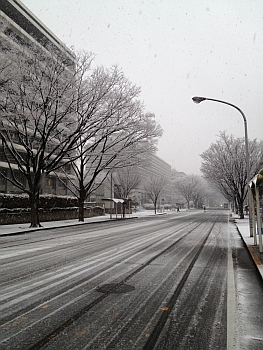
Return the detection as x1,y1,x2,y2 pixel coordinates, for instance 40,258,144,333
0,210,262,349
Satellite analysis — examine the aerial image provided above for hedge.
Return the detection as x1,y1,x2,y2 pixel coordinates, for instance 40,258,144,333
0,194,78,210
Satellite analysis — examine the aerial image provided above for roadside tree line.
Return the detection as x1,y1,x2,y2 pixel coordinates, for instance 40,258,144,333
173,175,211,209
0,34,162,227
173,133,263,216
201,131,263,218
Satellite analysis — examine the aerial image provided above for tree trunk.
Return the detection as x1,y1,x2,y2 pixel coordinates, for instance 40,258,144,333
29,192,41,227
237,197,245,219
78,197,85,222
239,204,244,219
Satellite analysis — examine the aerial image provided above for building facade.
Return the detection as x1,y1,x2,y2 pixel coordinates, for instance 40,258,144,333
0,0,76,195
92,153,173,209
136,153,172,206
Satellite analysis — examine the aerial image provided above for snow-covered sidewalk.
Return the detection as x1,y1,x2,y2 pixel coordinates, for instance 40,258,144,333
233,216,263,280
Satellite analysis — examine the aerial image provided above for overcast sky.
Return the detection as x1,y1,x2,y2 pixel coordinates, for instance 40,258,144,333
21,0,263,174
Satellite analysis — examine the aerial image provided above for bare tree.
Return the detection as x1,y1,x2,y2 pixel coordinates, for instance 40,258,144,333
57,65,162,221
204,185,228,208
174,175,199,209
200,131,263,218
100,167,142,218
112,167,141,199
191,177,208,209
1,23,162,225
0,58,12,90
0,39,95,227
144,177,167,214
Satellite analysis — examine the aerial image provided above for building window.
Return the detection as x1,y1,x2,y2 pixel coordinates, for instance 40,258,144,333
45,177,56,190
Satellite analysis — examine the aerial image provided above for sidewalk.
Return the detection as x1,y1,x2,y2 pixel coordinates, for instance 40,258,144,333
0,210,162,236
1,210,262,281
0,214,112,236
233,215,263,280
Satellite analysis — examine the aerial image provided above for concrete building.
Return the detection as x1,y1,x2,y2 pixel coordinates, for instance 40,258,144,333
0,0,74,64
171,169,187,182
170,169,187,208
0,0,76,195
95,153,173,209
136,153,172,206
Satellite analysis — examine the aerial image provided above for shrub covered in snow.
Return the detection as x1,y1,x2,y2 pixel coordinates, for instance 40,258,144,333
0,194,78,210
38,195,78,209
0,194,29,209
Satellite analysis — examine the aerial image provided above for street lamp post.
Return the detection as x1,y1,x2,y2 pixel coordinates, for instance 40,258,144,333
192,96,253,236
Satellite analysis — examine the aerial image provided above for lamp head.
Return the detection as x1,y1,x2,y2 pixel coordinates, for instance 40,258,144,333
192,96,206,104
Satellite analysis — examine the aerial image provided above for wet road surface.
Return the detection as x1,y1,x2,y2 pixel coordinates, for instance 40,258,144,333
0,210,262,349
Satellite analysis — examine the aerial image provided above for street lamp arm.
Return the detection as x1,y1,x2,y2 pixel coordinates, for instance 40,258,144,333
192,96,249,177
192,96,247,123
192,95,251,232
192,96,249,173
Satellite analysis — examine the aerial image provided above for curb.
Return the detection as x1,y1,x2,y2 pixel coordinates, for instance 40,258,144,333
0,212,168,237
0,219,111,237
0,216,144,237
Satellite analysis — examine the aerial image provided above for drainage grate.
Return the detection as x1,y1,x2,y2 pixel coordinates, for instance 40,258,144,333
96,283,135,294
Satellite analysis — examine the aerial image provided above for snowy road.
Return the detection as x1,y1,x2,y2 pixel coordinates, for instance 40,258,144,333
0,211,262,349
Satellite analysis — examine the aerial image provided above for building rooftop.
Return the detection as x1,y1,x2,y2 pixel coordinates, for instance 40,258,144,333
1,0,75,62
